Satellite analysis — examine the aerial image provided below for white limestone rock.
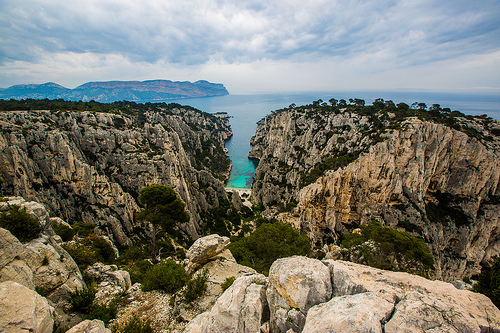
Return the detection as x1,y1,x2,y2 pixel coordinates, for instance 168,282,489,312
66,319,111,333
0,281,54,333
186,234,230,273
302,292,394,333
266,256,332,333
188,273,268,333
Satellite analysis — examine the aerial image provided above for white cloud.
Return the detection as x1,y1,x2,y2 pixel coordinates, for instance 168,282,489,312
0,0,499,91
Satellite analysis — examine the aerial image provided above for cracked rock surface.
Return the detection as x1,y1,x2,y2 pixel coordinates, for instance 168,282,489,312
186,256,500,333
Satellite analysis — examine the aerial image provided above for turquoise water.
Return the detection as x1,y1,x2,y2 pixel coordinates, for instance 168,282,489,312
166,91,500,190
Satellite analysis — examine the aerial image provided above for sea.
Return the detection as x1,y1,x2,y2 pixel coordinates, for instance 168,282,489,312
164,91,500,190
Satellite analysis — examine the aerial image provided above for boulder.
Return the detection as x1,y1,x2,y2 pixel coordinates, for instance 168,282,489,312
86,262,131,290
0,227,85,307
0,281,54,333
0,228,34,288
323,260,500,331
186,234,230,273
189,273,268,333
385,292,479,333
302,292,394,333
66,319,111,333
266,256,332,333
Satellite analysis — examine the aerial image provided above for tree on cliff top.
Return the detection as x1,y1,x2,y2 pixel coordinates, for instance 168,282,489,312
137,184,189,264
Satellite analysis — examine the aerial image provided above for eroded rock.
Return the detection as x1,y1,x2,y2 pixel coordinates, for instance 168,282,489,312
66,319,111,333
267,256,332,333
186,234,230,273
302,292,394,333
0,281,54,333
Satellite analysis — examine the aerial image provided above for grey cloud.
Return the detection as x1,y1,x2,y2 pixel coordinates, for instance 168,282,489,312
0,0,499,68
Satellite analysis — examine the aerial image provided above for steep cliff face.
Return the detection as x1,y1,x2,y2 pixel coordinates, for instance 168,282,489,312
249,102,500,281
0,103,232,245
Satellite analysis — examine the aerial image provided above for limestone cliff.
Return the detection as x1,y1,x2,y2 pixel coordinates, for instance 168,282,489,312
249,101,500,281
0,102,232,245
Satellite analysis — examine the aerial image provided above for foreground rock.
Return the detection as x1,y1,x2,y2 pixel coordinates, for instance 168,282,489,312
0,281,54,333
185,273,268,333
267,256,332,333
185,256,500,333
66,319,111,333
0,227,85,307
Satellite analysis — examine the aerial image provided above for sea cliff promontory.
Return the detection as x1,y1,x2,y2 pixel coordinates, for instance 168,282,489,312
249,99,500,281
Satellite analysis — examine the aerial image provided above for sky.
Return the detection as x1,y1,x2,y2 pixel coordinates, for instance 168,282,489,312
1,0,499,94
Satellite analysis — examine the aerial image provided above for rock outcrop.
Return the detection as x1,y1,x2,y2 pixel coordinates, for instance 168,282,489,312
266,256,332,333
249,103,500,281
0,226,85,307
186,234,230,273
185,273,268,333
0,281,55,333
185,256,500,333
0,104,232,245
0,197,86,306
66,319,111,333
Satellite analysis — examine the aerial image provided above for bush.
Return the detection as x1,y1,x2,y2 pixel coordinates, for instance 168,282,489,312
182,269,208,302
72,222,96,238
474,257,500,308
341,221,434,275
62,234,116,270
229,221,311,275
52,221,76,242
221,276,236,292
128,260,154,284
0,205,42,242
141,259,188,293
112,316,153,333
68,287,118,324
87,299,117,324
69,287,96,313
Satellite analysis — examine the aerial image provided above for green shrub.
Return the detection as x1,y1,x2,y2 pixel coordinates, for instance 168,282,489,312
87,299,118,324
62,234,116,270
52,221,76,242
0,205,42,242
229,221,311,275
87,234,116,263
69,287,96,313
341,221,434,275
63,241,101,271
182,269,208,302
141,259,188,293
221,276,236,292
128,260,154,284
72,222,96,237
474,257,500,308
112,316,153,333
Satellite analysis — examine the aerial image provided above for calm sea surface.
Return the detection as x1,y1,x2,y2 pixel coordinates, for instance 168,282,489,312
166,91,500,189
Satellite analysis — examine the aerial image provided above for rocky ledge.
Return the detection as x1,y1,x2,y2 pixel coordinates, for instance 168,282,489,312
186,255,500,333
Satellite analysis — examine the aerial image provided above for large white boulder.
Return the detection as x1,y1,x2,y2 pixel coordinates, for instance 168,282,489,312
187,273,268,333
66,319,111,333
323,260,500,331
267,256,332,333
302,292,394,333
0,281,54,333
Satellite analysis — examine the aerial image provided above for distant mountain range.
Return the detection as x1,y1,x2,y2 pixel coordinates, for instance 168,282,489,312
0,80,229,102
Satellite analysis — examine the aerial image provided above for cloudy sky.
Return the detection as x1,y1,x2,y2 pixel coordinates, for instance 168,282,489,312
1,0,499,93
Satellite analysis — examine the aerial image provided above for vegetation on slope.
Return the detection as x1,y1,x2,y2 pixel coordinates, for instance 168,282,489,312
341,221,435,278
229,221,311,275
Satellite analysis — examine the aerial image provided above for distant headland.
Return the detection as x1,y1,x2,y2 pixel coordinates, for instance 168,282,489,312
0,79,229,102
